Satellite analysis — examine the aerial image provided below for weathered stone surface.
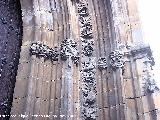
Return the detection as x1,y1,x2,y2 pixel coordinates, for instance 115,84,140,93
0,0,23,118
124,79,135,98
141,95,155,113
8,0,160,120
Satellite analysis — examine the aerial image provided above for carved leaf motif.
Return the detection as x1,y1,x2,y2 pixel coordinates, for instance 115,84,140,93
30,42,59,61
78,5,89,17
97,57,108,70
77,1,97,120
60,39,79,64
109,50,125,69
142,59,159,94
83,44,94,56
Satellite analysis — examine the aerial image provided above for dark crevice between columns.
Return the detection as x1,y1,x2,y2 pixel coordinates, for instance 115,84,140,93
0,0,23,119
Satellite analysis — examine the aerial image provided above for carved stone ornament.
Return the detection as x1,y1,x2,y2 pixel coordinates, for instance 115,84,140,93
131,45,155,66
30,42,59,61
78,3,89,17
97,57,108,70
83,44,94,56
109,50,125,69
60,39,79,64
77,1,97,119
143,76,159,94
71,0,80,3
142,59,159,94
81,90,97,119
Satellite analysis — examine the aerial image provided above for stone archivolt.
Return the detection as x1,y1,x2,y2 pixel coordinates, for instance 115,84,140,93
77,1,97,119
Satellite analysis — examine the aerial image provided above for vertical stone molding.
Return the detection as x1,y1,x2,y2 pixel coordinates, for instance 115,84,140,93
108,0,130,47
29,39,80,65
77,1,97,119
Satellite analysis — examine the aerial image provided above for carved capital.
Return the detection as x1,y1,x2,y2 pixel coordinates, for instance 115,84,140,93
30,42,59,61
109,50,125,69
97,57,108,70
131,45,155,65
60,39,79,65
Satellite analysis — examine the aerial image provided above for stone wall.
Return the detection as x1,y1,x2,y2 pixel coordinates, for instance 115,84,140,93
0,0,22,119
10,0,160,120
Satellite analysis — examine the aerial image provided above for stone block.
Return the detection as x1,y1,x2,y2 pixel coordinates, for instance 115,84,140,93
34,98,50,119
103,108,110,120
123,62,132,79
136,97,144,114
107,73,114,92
142,95,155,113
13,77,28,98
14,62,31,98
126,107,138,120
19,45,31,63
153,93,160,110
124,79,134,98
144,111,157,120
97,108,104,120
10,98,26,120
22,27,34,45
156,110,160,120
108,89,116,106
16,61,31,79
126,99,136,113
102,91,109,108
110,107,117,120
136,59,144,75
